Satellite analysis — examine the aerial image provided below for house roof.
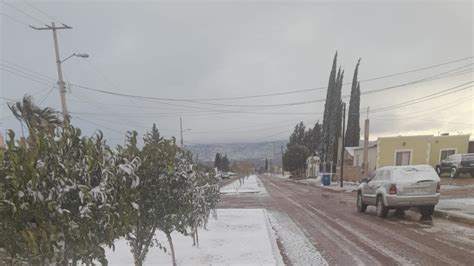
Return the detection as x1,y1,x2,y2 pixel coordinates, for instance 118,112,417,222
345,146,358,157
353,143,377,151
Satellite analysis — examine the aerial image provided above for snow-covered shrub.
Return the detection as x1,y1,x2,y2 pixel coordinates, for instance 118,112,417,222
0,97,141,265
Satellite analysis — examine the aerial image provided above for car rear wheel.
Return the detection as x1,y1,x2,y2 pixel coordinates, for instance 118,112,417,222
450,167,458,178
376,196,388,218
419,206,435,217
357,192,367,213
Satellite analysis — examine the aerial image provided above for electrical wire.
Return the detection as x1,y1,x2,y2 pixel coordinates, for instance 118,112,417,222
1,66,55,86
0,12,30,27
22,1,67,25
2,1,48,26
69,56,473,104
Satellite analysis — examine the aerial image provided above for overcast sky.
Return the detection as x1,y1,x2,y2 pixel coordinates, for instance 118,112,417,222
1,0,473,145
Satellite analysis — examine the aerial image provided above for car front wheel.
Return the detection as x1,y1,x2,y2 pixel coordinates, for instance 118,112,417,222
376,196,388,218
419,206,435,217
357,192,367,213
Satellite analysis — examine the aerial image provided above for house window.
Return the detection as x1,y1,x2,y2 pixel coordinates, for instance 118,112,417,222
395,151,411,166
440,149,456,161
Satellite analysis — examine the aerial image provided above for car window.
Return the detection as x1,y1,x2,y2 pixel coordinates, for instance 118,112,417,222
373,169,384,181
462,154,474,161
382,169,391,181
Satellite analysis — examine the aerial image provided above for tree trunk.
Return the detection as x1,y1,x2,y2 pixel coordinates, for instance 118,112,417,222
192,228,196,247
166,232,177,266
195,229,199,248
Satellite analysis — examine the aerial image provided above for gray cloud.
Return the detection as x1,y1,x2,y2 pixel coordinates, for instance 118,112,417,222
2,1,473,145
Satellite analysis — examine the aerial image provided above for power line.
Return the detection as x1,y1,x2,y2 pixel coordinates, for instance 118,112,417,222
0,12,30,27
22,1,67,25
0,59,57,81
371,81,473,113
69,61,473,108
1,63,56,84
2,1,48,26
1,66,55,86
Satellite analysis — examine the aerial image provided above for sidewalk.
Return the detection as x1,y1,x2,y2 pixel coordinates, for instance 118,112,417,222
435,198,474,225
291,178,360,193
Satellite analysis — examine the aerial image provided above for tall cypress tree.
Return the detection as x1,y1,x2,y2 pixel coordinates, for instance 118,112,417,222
345,59,361,147
313,122,322,154
214,153,221,170
327,68,344,165
321,52,338,163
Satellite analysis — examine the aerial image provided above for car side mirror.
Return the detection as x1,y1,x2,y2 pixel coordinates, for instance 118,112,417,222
361,178,369,183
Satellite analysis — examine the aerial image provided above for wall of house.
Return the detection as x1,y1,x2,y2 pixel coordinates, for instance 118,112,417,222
377,135,431,168
429,135,470,166
353,146,377,176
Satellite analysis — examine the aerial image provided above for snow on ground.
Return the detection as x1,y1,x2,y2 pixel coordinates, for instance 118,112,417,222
295,179,359,193
267,211,328,266
220,175,267,195
105,209,283,265
436,198,474,219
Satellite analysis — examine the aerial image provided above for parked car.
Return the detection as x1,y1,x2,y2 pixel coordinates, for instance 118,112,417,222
357,165,440,218
436,153,474,178
221,172,230,179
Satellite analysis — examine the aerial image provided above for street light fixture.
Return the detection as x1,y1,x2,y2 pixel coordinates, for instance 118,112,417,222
61,52,90,63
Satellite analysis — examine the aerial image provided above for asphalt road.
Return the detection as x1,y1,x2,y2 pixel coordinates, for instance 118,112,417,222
219,175,474,265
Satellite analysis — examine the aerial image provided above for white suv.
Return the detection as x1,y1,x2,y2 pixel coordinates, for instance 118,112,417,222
357,165,440,218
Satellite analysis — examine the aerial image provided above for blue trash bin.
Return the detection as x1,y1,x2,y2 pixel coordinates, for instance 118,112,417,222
321,174,331,186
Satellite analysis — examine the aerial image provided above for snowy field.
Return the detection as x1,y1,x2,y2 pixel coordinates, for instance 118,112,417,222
220,175,267,195
105,209,283,265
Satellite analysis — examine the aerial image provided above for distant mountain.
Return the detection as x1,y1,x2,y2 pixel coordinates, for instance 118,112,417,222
187,140,287,164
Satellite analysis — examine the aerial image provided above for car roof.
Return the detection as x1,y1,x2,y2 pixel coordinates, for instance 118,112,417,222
377,165,434,171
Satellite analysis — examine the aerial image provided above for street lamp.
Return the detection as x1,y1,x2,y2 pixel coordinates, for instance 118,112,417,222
61,52,90,63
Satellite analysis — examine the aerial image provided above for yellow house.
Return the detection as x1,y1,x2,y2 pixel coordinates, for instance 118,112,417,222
376,134,470,168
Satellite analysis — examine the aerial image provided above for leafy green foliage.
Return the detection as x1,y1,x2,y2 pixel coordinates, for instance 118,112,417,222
0,97,141,264
283,144,310,176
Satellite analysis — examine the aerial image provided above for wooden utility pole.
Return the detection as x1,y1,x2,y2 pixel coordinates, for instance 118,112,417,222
363,107,370,175
31,22,72,119
180,117,184,148
340,102,346,188
281,145,284,176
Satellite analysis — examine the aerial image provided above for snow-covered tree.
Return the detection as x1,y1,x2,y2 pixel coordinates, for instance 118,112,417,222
186,165,219,248
0,97,141,264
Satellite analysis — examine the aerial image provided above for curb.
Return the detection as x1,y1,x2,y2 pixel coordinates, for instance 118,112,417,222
433,209,474,226
290,179,358,193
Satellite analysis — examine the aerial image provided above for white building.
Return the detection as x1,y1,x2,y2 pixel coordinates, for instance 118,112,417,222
306,156,320,178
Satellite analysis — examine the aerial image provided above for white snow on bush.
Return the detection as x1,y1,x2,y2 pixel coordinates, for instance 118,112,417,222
105,209,283,265
267,211,328,266
220,175,267,195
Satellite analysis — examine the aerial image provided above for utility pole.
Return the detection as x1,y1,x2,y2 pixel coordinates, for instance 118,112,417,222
273,143,276,176
363,107,370,175
340,102,346,188
180,117,184,148
281,145,284,176
31,22,72,119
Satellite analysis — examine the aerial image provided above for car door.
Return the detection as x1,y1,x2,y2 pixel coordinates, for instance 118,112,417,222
440,155,453,171
363,170,380,205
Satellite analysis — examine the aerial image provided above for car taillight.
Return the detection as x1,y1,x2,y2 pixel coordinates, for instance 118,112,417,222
436,182,441,193
389,184,397,195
